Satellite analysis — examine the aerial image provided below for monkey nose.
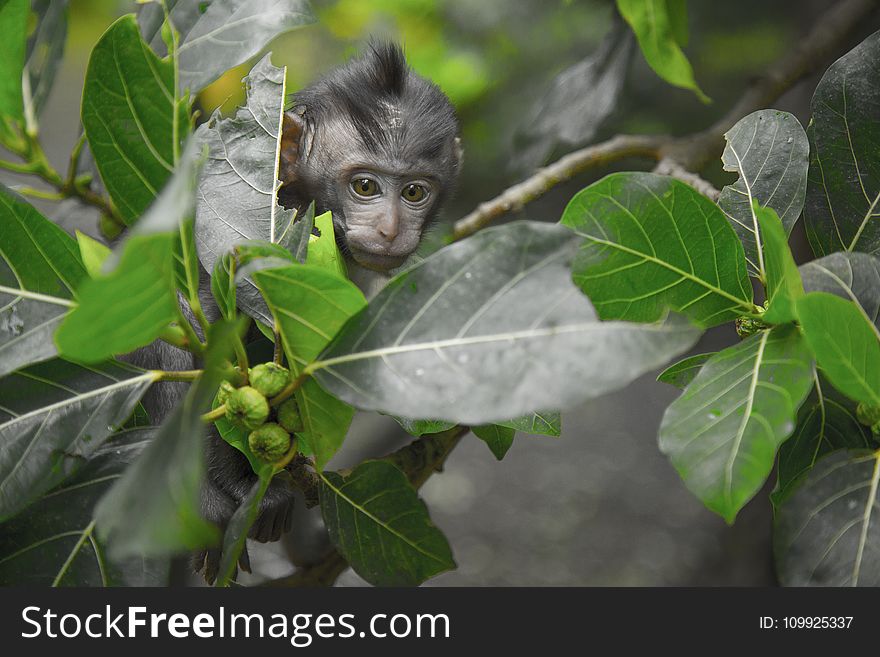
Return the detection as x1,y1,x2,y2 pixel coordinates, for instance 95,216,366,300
377,213,400,241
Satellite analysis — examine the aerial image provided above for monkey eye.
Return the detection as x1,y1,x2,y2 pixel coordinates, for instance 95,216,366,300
351,178,380,197
401,183,427,203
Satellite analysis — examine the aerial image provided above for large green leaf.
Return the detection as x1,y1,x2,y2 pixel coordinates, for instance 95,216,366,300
0,359,155,521
54,234,178,362
81,14,188,225
0,185,87,377
758,203,804,324
659,325,814,523
561,172,754,327
775,449,880,586
796,292,880,408
0,0,27,145
717,110,809,279
804,30,880,257
94,320,244,558
23,0,68,123
195,55,295,326
320,461,455,586
311,221,702,424
615,0,708,102
800,252,880,329
139,0,315,94
254,265,366,371
55,139,204,364
0,429,169,586
254,265,365,467
773,374,873,506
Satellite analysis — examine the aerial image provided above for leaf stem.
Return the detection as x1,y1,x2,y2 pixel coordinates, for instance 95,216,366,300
269,371,310,407
201,404,227,423
154,369,203,382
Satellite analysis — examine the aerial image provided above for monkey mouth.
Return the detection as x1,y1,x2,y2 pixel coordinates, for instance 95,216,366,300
348,247,408,272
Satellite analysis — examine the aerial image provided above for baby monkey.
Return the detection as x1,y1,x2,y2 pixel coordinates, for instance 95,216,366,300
193,43,462,583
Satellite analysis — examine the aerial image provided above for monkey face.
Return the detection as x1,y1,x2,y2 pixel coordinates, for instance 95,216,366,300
334,168,438,271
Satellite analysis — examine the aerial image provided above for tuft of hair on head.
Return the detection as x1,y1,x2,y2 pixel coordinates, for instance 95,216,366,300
363,40,408,97
291,41,460,171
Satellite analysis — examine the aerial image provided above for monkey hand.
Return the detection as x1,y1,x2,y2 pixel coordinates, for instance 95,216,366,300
193,428,297,584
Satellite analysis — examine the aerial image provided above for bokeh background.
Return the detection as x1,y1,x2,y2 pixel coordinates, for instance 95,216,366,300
10,0,880,585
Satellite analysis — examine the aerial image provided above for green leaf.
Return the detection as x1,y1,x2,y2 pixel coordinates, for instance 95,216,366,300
796,292,880,407
312,221,702,424
0,186,87,377
139,0,315,94
394,417,457,437
666,0,689,47
210,252,237,320
615,0,708,102
55,234,178,363
254,265,365,467
0,429,169,586
561,172,754,328
804,30,880,257
293,379,355,472
320,461,455,586
81,14,188,225
254,265,366,373
174,219,201,305
215,465,273,587
211,393,264,475
0,359,155,521
307,210,348,279
800,252,880,329
473,424,516,460
23,0,68,123
659,325,814,523
758,203,804,324
288,201,315,264
94,319,244,558
55,139,205,363
497,411,561,437
773,374,873,506
657,352,713,389
195,55,294,326
775,449,880,586
0,0,27,145
717,110,809,279
75,230,111,278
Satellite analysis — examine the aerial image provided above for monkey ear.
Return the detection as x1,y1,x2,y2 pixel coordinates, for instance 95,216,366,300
279,110,305,186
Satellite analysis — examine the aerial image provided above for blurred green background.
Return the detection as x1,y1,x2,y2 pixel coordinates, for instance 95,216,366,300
29,0,880,585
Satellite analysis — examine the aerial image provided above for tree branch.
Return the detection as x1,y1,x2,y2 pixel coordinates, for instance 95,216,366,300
453,134,664,240
452,0,878,240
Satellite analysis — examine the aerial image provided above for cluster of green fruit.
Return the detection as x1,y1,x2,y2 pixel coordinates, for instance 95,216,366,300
217,362,303,464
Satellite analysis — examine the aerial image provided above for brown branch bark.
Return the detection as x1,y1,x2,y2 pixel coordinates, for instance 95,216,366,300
452,0,879,241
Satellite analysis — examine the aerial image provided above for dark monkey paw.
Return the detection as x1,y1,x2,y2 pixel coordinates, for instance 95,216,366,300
192,428,297,584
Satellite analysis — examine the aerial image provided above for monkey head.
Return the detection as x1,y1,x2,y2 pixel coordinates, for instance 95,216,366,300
278,43,462,272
